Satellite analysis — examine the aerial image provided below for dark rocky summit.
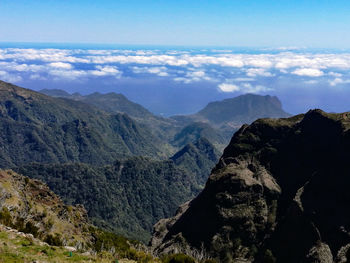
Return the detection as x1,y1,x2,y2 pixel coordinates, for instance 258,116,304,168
152,109,350,263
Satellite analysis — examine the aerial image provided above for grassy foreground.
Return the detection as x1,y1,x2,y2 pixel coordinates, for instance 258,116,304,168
0,230,138,263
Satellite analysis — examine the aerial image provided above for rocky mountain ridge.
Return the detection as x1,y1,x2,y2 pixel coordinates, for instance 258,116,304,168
152,109,350,263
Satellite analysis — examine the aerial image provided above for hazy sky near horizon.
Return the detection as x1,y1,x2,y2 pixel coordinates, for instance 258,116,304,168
1,0,350,47
1,45,350,116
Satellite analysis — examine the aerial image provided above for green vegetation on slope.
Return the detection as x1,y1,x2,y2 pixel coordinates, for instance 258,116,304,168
171,122,227,151
15,158,198,242
0,169,93,248
39,88,291,156
15,138,219,243
0,169,214,262
40,89,154,119
0,169,160,263
40,88,182,151
0,227,217,263
171,138,220,187
0,80,169,168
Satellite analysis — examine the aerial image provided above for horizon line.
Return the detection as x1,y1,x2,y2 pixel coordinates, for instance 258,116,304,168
0,41,346,51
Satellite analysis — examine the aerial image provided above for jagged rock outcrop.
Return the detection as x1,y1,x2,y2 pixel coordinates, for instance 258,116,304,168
152,110,350,263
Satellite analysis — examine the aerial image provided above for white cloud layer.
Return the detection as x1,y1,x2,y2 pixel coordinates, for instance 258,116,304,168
90,65,122,77
218,82,272,93
174,70,212,83
328,78,350,86
0,48,89,63
49,62,73,69
48,65,122,80
0,48,349,85
1,48,350,70
132,66,169,76
292,68,324,77
0,70,22,82
218,83,240,92
0,61,45,72
246,68,274,77
329,72,343,77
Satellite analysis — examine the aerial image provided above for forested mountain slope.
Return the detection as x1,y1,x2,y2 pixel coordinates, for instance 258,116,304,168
16,158,196,242
0,80,167,168
15,138,219,242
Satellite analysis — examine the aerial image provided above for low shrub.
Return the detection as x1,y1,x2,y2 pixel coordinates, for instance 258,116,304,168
0,207,12,226
161,253,196,263
44,233,63,246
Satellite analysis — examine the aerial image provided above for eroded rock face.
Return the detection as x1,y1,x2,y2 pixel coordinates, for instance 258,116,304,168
152,110,350,263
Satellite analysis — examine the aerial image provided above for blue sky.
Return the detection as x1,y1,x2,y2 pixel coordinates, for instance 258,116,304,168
0,1,350,116
1,0,350,47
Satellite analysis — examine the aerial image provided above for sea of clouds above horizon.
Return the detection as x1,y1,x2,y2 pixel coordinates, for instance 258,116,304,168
0,46,350,115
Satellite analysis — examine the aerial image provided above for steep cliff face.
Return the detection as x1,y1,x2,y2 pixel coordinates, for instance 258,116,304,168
152,110,350,263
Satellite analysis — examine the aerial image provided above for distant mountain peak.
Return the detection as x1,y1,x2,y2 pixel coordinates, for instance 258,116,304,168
196,93,290,125
39,88,154,119
39,88,72,97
